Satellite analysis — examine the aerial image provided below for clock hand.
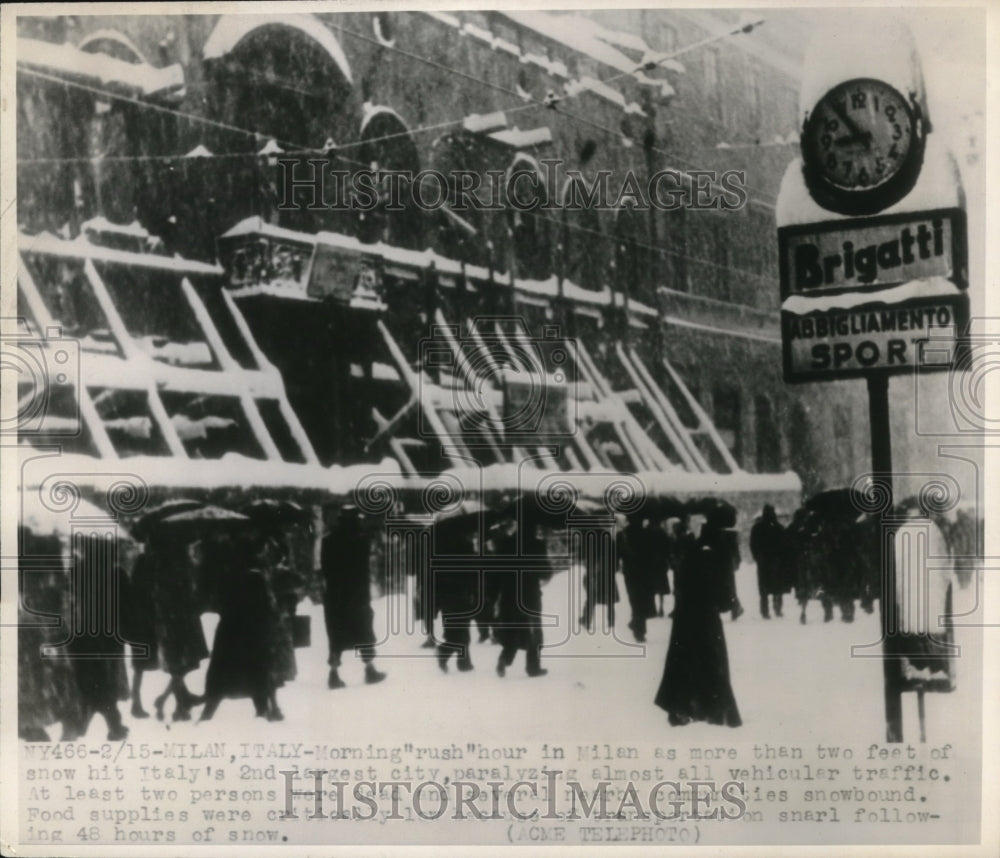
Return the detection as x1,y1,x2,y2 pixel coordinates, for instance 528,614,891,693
828,101,871,149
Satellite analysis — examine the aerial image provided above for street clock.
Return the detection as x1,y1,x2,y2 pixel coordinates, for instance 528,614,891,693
801,77,927,216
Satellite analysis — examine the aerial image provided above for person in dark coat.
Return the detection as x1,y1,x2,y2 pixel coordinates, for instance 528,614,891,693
414,542,440,649
750,505,788,618
121,546,159,718
492,517,549,678
433,521,480,672
788,508,819,623
148,533,209,721
651,518,672,616
264,531,305,705
654,525,742,728
815,518,858,623
580,521,619,630
322,506,386,688
201,533,278,720
700,509,744,621
17,528,85,742
620,517,663,642
472,567,502,643
65,534,130,740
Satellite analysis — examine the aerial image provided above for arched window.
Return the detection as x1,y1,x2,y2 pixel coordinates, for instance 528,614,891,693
504,153,551,281
427,131,491,267
78,29,147,64
358,106,422,249
204,15,355,149
202,15,357,235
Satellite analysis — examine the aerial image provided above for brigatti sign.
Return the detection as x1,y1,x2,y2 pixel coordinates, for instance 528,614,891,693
778,208,968,382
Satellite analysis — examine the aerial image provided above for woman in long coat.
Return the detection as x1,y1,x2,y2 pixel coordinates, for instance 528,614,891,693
201,533,278,720
654,524,742,727
322,506,386,688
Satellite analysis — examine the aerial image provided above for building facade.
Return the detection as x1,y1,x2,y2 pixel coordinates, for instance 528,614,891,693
16,10,876,499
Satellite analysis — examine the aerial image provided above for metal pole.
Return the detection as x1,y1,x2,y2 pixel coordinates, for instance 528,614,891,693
868,373,902,742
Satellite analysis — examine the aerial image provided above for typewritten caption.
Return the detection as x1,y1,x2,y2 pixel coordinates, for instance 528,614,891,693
19,740,964,845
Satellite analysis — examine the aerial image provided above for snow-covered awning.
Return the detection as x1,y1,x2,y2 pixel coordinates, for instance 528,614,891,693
19,451,402,498
488,126,553,149
221,217,639,313
202,13,352,84
17,37,185,99
463,111,508,134
781,277,962,316
19,230,222,276
501,11,647,77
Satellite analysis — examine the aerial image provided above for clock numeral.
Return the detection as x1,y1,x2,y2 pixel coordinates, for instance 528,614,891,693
892,123,903,141
885,105,897,121
888,143,900,159
841,160,852,176
851,91,867,109
821,133,833,149
857,167,870,186
874,156,886,175
824,117,839,133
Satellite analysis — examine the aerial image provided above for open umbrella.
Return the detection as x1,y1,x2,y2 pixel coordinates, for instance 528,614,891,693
686,497,737,528
806,488,864,519
152,504,251,536
131,498,205,542
242,498,312,526
626,494,685,522
499,490,609,527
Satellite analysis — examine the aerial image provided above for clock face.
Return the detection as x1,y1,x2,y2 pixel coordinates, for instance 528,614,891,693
802,78,925,214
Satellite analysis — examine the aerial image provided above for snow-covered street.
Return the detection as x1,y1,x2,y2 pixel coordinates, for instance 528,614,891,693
68,562,982,749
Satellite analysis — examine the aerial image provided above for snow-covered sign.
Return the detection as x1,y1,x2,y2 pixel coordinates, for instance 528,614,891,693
781,277,968,381
779,208,966,298
778,208,969,381
777,19,969,384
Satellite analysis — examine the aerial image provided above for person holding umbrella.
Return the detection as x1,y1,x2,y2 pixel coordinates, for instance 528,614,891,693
621,498,678,641
125,499,203,719
243,500,312,714
432,506,488,672
145,504,248,720
492,509,551,679
322,505,386,689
